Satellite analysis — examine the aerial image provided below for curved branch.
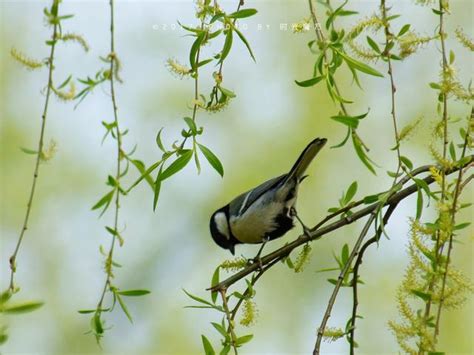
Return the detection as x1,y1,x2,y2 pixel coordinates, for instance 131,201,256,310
208,155,473,293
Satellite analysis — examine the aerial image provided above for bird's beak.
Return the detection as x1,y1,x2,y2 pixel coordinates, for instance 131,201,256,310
229,245,235,255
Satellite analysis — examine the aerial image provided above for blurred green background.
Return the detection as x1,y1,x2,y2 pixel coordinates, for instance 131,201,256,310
1,0,472,353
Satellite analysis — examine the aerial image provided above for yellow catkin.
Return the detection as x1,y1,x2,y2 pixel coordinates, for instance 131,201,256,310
60,33,89,52
10,48,43,70
455,28,474,51
220,257,247,272
166,58,191,78
239,299,258,326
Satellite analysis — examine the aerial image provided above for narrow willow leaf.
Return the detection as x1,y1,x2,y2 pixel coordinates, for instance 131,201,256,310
128,160,162,192
183,116,197,133
399,155,413,170
454,222,471,230
1,301,44,314
341,244,349,264
57,75,72,89
344,181,358,204
211,267,220,303
228,8,257,19
189,32,205,69
116,294,133,323
153,165,163,211
78,309,96,314
220,29,233,63
220,344,231,355
234,26,256,61
92,190,114,215
352,134,376,174
116,289,151,297
156,128,166,152
398,24,411,37
366,36,381,53
331,115,359,129
159,150,193,181
198,143,224,177
218,86,236,98
411,289,431,301
183,289,214,307
20,147,38,155
235,334,254,345
336,49,384,77
130,159,154,190
416,189,423,219
211,322,229,339
201,335,216,355
331,127,351,148
295,76,324,87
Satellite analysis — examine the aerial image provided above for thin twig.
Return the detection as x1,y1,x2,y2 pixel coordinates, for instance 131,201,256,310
8,9,60,291
97,0,123,311
208,156,473,292
434,107,472,338
313,213,377,355
422,0,450,330
220,289,238,355
349,203,398,355
381,0,402,184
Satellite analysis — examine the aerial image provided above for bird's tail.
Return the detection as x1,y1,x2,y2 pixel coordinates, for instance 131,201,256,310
284,137,327,184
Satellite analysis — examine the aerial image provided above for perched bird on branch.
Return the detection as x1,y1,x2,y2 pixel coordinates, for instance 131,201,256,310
210,137,327,255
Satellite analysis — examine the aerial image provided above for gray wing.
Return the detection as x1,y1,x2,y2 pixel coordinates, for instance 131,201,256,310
228,174,287,217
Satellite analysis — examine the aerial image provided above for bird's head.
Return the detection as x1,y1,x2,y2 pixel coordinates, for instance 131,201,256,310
210,206,237,255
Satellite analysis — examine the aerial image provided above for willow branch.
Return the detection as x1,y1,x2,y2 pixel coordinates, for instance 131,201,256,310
8,9,59,291
220,289,238,355
349,203,398,355
313,213,377,355
434,107,472,338
423,0,450,326
208,155,473,293
381,0,402,183
97,0,123,310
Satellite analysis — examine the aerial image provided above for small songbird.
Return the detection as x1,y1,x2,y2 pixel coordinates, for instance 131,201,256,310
210,137,327,255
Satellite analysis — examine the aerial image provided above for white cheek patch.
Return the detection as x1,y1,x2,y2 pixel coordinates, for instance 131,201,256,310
214,212,231,240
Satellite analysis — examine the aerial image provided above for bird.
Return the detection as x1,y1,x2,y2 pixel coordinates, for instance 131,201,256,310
209,137,327,255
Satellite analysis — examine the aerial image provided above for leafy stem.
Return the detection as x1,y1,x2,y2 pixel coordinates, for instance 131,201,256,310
8,1,60,293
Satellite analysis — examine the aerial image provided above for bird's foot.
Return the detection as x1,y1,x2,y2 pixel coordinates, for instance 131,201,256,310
290,207,311,238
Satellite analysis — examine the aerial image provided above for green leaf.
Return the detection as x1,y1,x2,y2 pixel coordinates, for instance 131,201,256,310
220,344,231,355
352,133,376,175
366,36,381,53
78,309,97,314
344,181,358,204
0,290,12,305
211,267,220,304
153,165,163,211
218,86,236,98
92,190,115,215
416,189,423,219
331,115,359,129
400,156,413,170
198,143,224,177
201,335,215,355
159,150,193,181
449,142,456,161
105,226,124,247
234,26,256,61
331,126,351,148
183,116,197,133
211,322,229,339
156,128,166,152
220,29,233,63
93,312,104,335
116,294,133,323
454,222,471,230
20,147,38,155
228,8,257,19
130,159,154,190
183,289,214,307
1,301,44,314
411,289,431,301
336,49,384,77
116,289,151,297
295,76,324,87
341,244,349,264
235,334,254,345
398,24,411,37
190,32,205,69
